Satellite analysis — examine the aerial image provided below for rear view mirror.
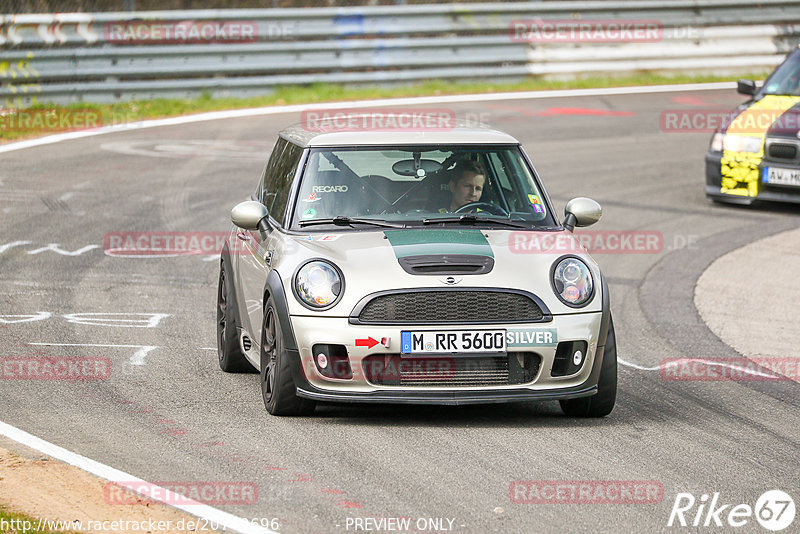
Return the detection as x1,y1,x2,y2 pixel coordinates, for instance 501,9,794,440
737,79,757,96
392,159,443,177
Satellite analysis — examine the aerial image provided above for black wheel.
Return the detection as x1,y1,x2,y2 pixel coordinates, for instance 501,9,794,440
454,201,509,216
560,316,617,418
260,297,315,416
217,260,256,373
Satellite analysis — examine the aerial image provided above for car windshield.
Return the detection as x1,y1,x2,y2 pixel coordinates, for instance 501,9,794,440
761,52,800,96
290,145,556,229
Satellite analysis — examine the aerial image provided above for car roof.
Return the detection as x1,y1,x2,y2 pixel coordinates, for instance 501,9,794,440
280,118,520,147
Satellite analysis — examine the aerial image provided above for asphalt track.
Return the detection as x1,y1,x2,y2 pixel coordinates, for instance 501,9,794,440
1,87,799,533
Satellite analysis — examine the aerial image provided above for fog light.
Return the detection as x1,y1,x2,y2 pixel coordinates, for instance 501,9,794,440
311,344,352,379
552,340,588,377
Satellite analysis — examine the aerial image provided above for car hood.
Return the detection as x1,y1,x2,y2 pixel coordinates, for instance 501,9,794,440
274,227,602,317
722,95,800,138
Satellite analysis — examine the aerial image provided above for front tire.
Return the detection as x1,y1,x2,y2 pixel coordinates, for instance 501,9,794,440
217,260,256,373
560,316,617,417
260,297,315,416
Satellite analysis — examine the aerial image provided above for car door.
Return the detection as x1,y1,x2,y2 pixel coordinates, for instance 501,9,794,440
236,137,304,348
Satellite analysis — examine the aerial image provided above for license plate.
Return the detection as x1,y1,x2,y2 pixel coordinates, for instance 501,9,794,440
400,330,506,355
763,166,800,187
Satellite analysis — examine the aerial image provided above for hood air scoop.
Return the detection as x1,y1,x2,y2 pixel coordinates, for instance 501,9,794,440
384,229,495,275
398,254,494,275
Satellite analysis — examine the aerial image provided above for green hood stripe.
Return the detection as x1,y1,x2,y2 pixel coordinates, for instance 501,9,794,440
384,229,493,258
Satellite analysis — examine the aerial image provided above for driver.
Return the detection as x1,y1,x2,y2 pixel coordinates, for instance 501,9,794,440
440,161,485,212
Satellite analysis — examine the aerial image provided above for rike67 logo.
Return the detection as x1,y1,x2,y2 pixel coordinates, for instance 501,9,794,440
668,490,795,531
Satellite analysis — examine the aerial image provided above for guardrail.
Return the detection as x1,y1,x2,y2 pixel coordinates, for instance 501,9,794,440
3,0,800,106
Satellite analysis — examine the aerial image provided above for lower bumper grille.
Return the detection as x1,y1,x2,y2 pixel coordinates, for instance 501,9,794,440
362,353,540,387
768,142,798,161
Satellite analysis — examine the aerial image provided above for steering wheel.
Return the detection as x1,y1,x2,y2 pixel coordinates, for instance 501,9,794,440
454,201,509,216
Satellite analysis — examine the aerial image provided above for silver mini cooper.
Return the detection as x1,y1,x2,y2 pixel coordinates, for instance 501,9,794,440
217,123,616,417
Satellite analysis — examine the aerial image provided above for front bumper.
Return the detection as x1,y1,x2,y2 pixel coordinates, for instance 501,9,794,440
705,151,800,205
295,382,599,405
286,312,605,405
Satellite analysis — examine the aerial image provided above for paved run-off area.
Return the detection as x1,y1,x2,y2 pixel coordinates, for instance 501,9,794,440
696,226,800,362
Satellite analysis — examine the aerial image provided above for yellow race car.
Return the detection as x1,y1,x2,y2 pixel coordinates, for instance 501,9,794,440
706,47,800,204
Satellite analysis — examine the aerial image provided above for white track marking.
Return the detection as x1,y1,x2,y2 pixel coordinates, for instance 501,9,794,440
618,358,662,371
100,139,266,161
619,357,781,378
105,250,211,258
28,342,160,366
26,243,100,256
61,313,171,328
0,421,276,534
129,346,159,366
0,241,32,254
0,312,51,324
0,82,736,156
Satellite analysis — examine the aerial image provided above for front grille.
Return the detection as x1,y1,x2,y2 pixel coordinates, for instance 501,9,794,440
355,290,545,324
768,143,798,160
363,353,541,387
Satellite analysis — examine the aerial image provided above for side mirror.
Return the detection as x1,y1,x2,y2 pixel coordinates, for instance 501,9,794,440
231,201,271,232
563,197,602,232
737,79,757,96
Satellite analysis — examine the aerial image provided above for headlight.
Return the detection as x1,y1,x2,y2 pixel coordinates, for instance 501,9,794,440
721,134,763,153
552,257,593,307
294,260,343,309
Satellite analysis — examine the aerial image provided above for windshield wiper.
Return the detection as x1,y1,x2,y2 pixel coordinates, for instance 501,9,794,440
299,216,405,228
421,214,530,228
